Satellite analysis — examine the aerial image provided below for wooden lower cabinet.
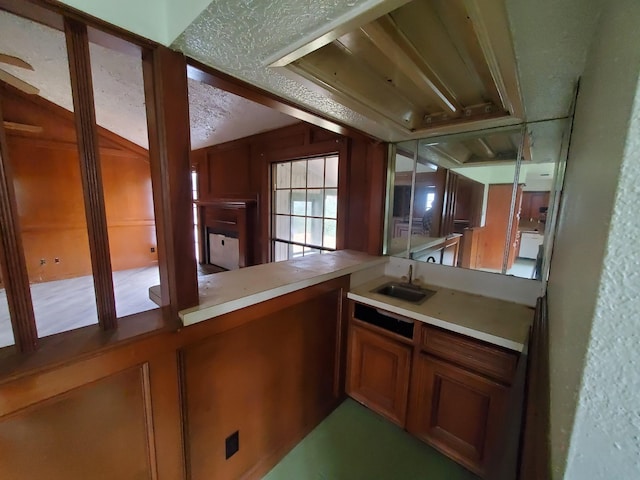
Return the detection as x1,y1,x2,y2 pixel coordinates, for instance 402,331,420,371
347,302,519,478
347,324,412,427
407,353,509,477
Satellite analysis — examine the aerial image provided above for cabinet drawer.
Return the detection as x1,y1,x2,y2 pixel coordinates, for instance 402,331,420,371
421,326,517,384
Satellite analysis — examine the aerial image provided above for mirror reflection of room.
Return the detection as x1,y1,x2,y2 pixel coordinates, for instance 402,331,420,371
387,121,565,281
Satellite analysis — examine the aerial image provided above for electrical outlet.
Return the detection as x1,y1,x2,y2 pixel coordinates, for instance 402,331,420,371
225,431,239,459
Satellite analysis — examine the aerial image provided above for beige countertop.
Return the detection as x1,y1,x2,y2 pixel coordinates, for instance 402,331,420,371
179,250,386,326
348,275,534,351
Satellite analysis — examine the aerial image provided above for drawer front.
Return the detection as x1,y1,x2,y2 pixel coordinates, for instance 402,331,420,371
421,326,517,384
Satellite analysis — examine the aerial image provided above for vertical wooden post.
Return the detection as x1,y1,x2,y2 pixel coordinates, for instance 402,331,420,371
64,19,117,330
0,95,38,352
142,46,198,313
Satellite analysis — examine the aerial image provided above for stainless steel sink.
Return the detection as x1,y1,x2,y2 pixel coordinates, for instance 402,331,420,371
372,282,437,305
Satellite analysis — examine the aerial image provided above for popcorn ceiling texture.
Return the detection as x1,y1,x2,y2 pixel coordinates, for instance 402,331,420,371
506,0,600,122
0,11,149,148
546,1,640,478
188,79,298,149
172,0,393,140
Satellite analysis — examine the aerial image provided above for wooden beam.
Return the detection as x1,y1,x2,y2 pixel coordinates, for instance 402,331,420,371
0,53,34,70
474,138,496,158
360,15,462,116
64,18,117,330
143,46,199,313
427,145,464,166
432,0,503,110
463,0,523,117
2,121,43,134
292,41,423,130
0,70,39,95
0,94,38,352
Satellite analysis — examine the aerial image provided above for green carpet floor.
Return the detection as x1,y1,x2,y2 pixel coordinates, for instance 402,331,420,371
263,399,480,480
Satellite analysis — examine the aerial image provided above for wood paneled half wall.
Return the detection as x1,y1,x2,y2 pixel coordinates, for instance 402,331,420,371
0,275,350,480
0,86,157,283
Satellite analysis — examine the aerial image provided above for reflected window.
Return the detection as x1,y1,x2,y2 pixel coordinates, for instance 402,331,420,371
271,156,338,261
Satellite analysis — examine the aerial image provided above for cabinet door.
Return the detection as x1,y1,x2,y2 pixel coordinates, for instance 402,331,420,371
407,354,508,477
347,325,412,427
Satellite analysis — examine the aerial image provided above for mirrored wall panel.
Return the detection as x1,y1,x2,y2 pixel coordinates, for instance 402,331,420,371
386,118,569,280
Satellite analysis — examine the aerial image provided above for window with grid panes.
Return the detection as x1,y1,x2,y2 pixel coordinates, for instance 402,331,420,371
272,156,339,261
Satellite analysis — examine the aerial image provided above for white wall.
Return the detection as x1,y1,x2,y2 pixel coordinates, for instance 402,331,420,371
59,0,211,45
546,1,640,478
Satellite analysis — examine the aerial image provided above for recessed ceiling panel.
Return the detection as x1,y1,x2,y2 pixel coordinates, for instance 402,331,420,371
281,0,522,136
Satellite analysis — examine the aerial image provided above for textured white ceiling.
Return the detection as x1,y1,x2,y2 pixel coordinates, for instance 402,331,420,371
0,10,297,150
172,0,395,140
188,79,297,149
173,0,601,141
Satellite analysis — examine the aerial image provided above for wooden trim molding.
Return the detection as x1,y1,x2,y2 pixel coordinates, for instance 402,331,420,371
64,18,117,330
143,46,198,313
0,96,38,352
520,295,550,479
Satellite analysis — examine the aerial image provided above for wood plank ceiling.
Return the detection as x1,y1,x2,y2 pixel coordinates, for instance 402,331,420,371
279,0,522,137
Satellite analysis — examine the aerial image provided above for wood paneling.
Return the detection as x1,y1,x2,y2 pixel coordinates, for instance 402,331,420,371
0,275,350,480
0,92,37,352
183,284,346,480
520,296,550,480
197,122,387,263
520,191,550,222
346,140,387,255
478,183,521,270
0,366,156,480
206,144,252,196
347,324,412,427
455,175,484,227
2,92,157,282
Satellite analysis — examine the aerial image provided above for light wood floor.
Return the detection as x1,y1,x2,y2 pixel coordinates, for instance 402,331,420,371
0,266,161,348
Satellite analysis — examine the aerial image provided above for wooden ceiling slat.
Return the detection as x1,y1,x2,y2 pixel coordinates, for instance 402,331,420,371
297,41,424,129
463,0,523,117
337,30,440,112
431,0,503,108
0,70,39,95
360,15,462,117
389,0,484,108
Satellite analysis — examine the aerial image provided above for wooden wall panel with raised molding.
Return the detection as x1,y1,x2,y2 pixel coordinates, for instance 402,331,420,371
0,275,350,480
1,87,157,283
183,279,348,480
195,122,387,263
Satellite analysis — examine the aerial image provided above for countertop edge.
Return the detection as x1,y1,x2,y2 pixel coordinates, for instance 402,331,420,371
180,255,387,326
346,291,525,352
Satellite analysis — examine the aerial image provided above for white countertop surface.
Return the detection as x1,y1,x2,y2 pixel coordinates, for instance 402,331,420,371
348,276,534,351
179,250,386,326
